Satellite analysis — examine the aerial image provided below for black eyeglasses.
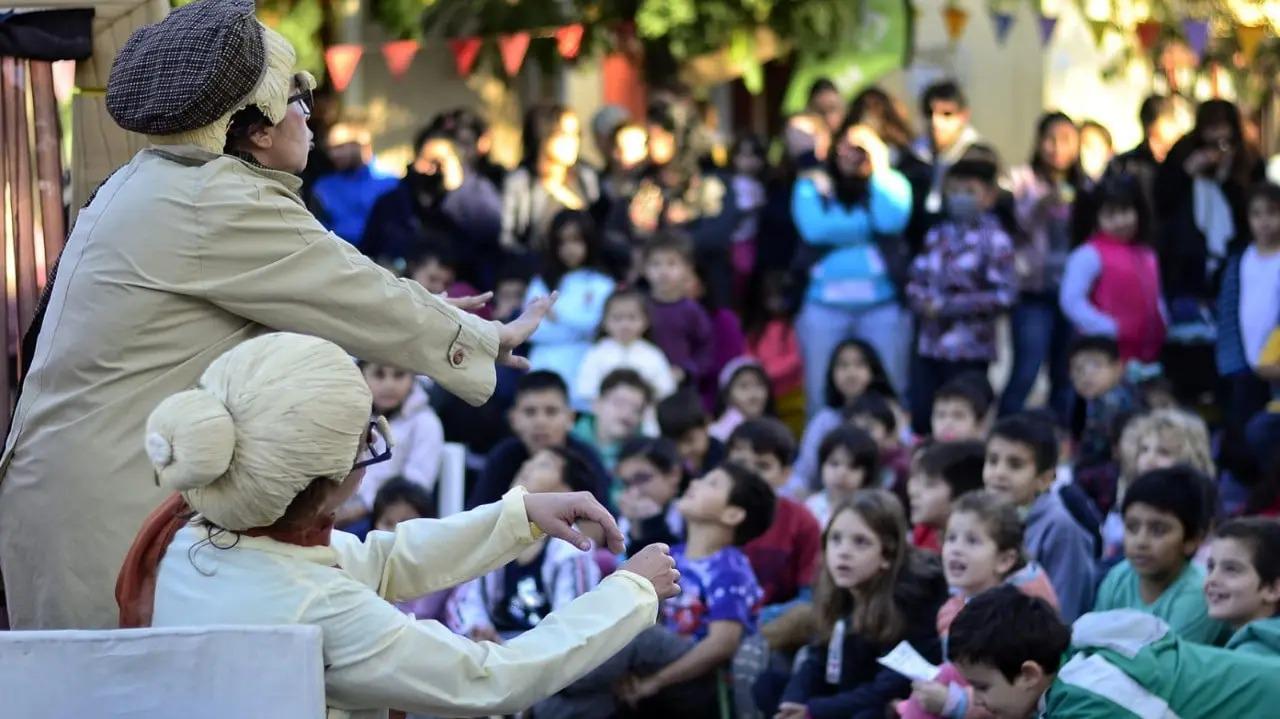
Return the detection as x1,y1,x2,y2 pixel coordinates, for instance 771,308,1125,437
288,87,314,118
353,418,393,470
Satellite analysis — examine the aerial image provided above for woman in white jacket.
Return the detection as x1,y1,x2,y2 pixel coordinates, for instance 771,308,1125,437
119,333,680,718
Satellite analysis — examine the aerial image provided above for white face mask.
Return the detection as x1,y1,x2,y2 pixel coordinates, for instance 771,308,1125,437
946,192,983,222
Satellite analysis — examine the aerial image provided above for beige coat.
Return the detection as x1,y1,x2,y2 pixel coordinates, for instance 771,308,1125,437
0,145,501,629
152,488,658,718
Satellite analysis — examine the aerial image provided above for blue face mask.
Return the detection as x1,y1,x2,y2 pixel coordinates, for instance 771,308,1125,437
946,192,983,222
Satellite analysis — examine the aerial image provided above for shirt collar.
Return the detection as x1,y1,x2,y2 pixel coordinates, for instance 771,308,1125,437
146,144,306,196
193,525,340,567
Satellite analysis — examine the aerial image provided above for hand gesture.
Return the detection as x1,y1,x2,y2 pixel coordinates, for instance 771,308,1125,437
846,124,890,175
523,490,625,553
439,291,492,312
911,680,949,714
617,543,681,600
495,292,558,371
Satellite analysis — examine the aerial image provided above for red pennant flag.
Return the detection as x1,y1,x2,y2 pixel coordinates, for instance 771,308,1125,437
447,37,483,77
381,39,420,78
1136,20,1161,51
556,24,586,60
324,44,363,92
499,32,531,76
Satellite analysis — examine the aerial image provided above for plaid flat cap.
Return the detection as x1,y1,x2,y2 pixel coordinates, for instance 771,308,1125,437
106,0,265,135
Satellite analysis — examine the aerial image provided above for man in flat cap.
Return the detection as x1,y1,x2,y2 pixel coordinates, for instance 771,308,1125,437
0,0,554,630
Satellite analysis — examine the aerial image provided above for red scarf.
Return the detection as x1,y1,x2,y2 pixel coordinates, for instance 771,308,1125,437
116,494,335,628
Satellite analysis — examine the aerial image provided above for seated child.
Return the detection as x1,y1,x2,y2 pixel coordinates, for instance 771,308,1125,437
450,447,603,642
1106,409,1216,560
1068,335,1145,517
907,441,986,552
572,368,653,476
804,425,880,526
759,490,948,719
727,418,822,609
710,358,776,442
657,388,727,479
371,478,455,622
901,490,1059,719
535,462,775,718
616,437,687,557
1094,466,1231,645
337,361,444,535
848,391,912,502
1207,517,1280,656
931,372,995,443
404,241,483,316
948,585,1280,719
574,287,678,411
984,414,1097,622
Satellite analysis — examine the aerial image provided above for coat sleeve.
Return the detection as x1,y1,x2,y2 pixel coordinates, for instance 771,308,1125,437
331,487,537,602
192,174,501,407
866,170,913,235
1059,245,1118,336
316,569,659,717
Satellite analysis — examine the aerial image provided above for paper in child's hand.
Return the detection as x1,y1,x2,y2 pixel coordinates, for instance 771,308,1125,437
877,640,941,682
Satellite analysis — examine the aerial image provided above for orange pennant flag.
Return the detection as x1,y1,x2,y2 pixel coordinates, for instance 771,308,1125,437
943,5,970,42
447,37,483,77
556,24,585,60
499,32,532,76
324,44,363,92
1238,24,1267,62
381,39,420,78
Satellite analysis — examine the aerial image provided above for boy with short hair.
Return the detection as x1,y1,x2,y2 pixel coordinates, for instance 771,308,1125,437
1095,466,1231,645
536,462,776,718
467,371,610,510
907,440,986,551
906,152,1017,435
1208,517,1280,656
727,418,822,609
644,232,715,388
657,388,726,478
931,371,995,442
984,414,1097,621
572,368,654,475
847,391,911,498
404,240,482,314
949,585,1280,719
1069,335,1144,516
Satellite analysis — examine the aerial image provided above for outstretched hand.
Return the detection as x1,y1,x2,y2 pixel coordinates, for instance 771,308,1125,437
440,291,493,311
523,490,625,554
495,292,559,370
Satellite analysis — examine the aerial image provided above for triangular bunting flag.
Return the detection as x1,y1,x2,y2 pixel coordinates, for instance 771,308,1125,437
381,39,420,78
556,24,585,60
943,5,970,42
1088,19,1109,48
1136,20,1161,51
1238,24,1266,62
991,11,1016,44
1182,18,1209,58
1038,14,1058,45
499,32,531,76
447,37,483,77
324,44,362,92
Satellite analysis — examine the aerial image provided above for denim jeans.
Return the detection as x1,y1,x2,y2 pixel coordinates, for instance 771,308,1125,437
797,300,909,418
999,294,1074,420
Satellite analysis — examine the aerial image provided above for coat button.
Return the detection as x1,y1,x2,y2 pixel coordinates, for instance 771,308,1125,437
451,349,465,367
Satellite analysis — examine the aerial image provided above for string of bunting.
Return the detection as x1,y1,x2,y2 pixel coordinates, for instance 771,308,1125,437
322,23,589,92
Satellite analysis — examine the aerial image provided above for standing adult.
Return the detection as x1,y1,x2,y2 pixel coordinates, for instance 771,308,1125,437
848,86,933,255
309,121,398,246
910,81,984,243
792,121,914,416
1110,95,1181,214
500,104,600,255
0,0,550,630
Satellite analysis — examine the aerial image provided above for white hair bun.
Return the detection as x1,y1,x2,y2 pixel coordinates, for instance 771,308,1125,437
144,388,236,492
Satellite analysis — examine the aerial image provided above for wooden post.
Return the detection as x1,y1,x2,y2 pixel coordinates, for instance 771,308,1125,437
30,60,66,285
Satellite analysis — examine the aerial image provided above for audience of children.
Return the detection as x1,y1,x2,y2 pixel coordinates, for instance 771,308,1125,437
907,441,986,552
574,287,678,410
644,232,715,390
571,368,652,475
711,358,777,442
804,424,880,526
657,388,728,479
930,373,995,442
535,462,776,718
900,490,1059,719
1093,465,1231,645
1207,517,1280,656
615,437,687,556
905,150,1016,434
983,415,1097,621
744,270,806,436
371,478,457,624
848,392,912,500
1068,335,1146,517
523,210,616,382
727,419,822,610
758,489,948,719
